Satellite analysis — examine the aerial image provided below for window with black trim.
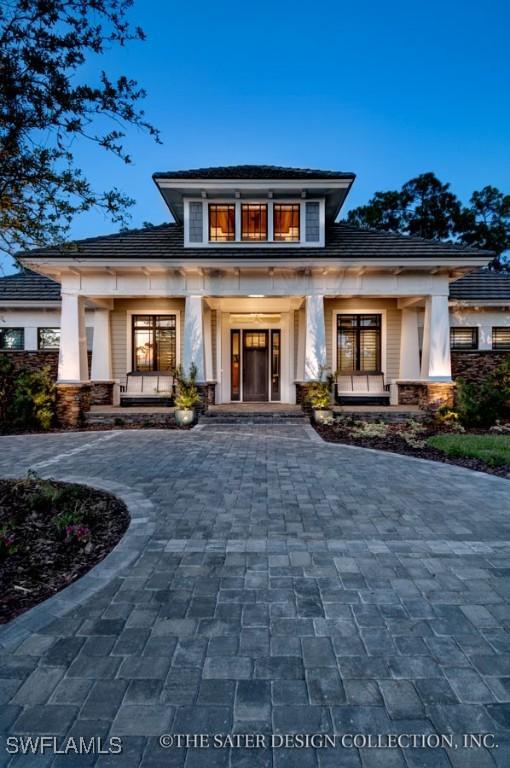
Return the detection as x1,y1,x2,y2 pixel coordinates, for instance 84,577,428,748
337,314,381,373
209,204,235,241
274,204,300,241
241,204,267,241
38,328,60,350
0,328,24,350
132,315,176,372
450,327,478,350
492,327,510,350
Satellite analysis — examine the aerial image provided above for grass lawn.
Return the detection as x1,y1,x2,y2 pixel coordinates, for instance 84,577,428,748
427,433,510,467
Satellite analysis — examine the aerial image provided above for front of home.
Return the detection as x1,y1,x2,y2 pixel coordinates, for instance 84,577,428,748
2,165,508,425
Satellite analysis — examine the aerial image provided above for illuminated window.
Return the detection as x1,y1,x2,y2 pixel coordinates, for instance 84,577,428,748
337,314,381,373
0,328,24,350
274,204,300,241
209,204,235,241
492,327,510,350
450,327,478,350
242,204,267,241
132,315,176,372
38,328,60,350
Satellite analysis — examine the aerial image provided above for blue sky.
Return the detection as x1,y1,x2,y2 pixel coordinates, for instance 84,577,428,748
5,0,510,273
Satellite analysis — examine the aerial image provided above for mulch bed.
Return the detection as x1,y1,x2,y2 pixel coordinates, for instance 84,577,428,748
0,477,129,624
314,423,510,479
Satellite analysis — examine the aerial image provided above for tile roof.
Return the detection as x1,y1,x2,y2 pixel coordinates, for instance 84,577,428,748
0,269,61,302
449,268,510,301
153,165,355,180
21,223,493,262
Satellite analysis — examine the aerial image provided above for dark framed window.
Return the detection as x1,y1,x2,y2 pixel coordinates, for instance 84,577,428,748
209,204,235,241
231,329,241,401
38,327,60,350
241,204,267,241
492,327,510,350
0,328,24,350
450,327,478,350
271,330,281,401
132,315,176,373
337,314,381,373
274,204,300,241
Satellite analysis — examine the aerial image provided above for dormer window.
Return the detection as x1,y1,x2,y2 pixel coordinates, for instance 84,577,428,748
242,204,267,241
209,204,235,241
274,204,300,242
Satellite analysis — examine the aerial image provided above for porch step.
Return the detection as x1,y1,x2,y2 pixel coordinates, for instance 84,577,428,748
199,410,307,425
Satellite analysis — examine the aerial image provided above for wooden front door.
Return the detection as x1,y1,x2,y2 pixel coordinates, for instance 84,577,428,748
242,330,269,401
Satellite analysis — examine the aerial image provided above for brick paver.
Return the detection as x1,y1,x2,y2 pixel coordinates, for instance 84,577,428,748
0,425,510,767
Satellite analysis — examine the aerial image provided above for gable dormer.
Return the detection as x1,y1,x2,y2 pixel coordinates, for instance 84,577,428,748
153,165,355,248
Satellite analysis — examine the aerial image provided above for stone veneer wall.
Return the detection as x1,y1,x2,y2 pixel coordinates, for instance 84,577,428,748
451,350,510,383
0,350,92,379
397,382,455,408
195,383,216,412
89,382,114,406
56,384,91,428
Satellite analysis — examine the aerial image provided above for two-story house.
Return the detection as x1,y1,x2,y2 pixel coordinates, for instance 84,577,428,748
7,165,503,425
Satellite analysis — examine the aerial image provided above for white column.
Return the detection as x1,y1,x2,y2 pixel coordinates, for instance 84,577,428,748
183,295,205,381
91,308,113,380
421,295,451,379
399,308,421,379
58,293,88,382
304,295,327,381
203,306,214,381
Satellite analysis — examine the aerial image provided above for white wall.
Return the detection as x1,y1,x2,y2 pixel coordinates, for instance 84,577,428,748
418,306,510,350
0,307,94,350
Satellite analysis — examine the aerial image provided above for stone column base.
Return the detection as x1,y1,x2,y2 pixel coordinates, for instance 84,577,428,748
56,383,91,428
196,382,216,413
90,381,115,406
295,382,315,415
396,380,455,408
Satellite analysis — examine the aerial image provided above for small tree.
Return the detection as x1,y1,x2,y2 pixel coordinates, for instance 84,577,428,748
0,0,160,262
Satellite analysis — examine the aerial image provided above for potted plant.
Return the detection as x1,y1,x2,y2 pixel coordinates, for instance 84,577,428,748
306,367,333,424
173,363,201,426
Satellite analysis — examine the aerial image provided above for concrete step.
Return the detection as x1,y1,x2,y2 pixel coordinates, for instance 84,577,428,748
199,410,307,425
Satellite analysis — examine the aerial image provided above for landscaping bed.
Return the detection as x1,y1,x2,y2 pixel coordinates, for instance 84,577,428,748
315,419,510,478
0,476,129,623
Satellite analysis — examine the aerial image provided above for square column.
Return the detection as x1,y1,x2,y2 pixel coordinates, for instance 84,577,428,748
304,295,327,381
421,295,452,379
58,293,88,382
91,308,113,381
183,295,205,381
399,308,421,379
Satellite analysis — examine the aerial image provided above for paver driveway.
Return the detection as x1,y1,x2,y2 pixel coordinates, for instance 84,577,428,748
1,424,510,768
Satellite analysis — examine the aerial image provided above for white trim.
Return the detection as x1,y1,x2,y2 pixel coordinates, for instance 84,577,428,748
126,308,181,375
219,307,293,404
331,308,388,382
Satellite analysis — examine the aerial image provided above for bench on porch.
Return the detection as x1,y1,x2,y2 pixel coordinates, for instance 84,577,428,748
120,373,175,407
335,373,390,405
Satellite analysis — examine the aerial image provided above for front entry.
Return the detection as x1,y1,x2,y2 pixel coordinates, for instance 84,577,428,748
242,331,268,401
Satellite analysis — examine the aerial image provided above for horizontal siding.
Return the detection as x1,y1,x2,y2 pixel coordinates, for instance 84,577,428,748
324,298,401,381
111,298,185,380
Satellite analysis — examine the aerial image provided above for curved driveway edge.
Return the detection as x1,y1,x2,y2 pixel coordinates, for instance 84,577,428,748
0,477,156,652
304,423,508,483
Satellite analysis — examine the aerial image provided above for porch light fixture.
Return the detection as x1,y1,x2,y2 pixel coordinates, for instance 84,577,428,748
248,294,265,298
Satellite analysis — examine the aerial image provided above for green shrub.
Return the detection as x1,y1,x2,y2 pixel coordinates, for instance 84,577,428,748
306,366,333,409
455,377,505,428
11,365,55,431
0,355,16,427
173,362,201,409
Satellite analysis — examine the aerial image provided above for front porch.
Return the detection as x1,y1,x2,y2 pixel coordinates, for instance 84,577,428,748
51,269,459,426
